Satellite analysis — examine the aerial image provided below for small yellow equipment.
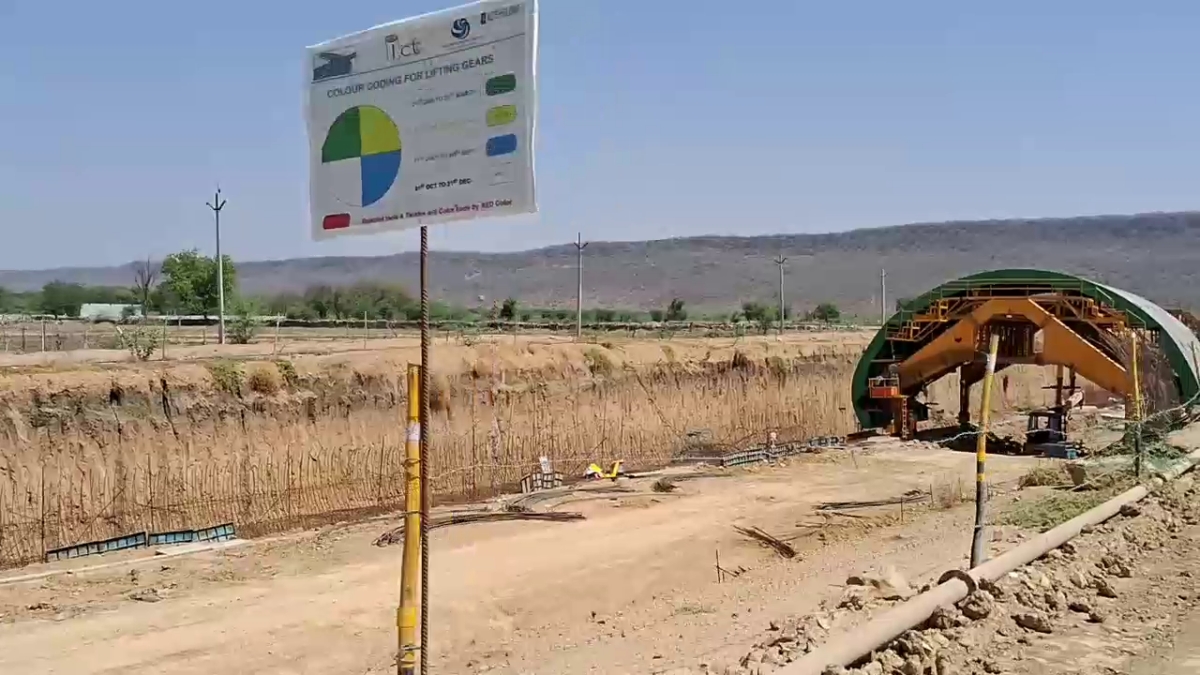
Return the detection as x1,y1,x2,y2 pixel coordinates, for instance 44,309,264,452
584,460,624,480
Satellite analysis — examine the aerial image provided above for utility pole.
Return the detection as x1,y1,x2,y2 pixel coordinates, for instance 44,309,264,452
880,268,887,326
206,188,228,345
574,233,588,341
773,254,788,337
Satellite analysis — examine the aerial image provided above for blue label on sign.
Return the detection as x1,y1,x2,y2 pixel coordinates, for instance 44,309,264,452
486,133,518,157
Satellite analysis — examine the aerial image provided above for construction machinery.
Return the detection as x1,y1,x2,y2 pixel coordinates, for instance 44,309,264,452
853,269,1200,442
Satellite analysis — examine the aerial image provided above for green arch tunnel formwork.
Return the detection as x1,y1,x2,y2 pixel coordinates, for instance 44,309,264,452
852,269,1200,430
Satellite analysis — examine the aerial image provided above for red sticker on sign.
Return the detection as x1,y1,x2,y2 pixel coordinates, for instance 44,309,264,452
323,213,351,230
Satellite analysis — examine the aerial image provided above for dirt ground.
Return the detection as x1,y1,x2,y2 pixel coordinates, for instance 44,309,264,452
0,440,1040,675
719,424,1200,675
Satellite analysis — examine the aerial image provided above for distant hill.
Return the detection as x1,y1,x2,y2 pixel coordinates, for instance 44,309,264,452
3,211,1199,317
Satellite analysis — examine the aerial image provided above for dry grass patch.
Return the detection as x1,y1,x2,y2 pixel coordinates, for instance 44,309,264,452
1018,462,1071,488
247,364,283,395
206,361,244,396
584,348,616,377
930,473,968,510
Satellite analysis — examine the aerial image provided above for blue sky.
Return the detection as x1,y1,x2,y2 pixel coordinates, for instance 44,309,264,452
2,0,1199,269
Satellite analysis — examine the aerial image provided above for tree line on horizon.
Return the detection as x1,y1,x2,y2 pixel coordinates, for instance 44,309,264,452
0,250,844,328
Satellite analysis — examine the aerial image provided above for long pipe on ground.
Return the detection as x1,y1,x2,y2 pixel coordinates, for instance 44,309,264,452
779,448,1200,675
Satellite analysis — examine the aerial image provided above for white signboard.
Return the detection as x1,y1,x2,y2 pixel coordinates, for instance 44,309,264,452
305,0,538,239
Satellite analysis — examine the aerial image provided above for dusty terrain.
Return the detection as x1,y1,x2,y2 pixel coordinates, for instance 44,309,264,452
0,330,1064,569
0,440,1043,675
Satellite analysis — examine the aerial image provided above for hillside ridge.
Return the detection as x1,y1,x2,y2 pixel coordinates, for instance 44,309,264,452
3,211,1198,314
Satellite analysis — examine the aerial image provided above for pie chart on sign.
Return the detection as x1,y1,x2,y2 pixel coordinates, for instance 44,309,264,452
321,105,402,207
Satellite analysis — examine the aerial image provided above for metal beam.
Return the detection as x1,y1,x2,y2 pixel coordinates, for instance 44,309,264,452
897,297,1130,396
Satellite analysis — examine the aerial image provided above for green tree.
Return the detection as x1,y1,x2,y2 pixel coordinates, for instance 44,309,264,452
302,285,338,319
649,309,664,322
809,302,841,323
227,297,260,344
160,250,236,317
500,297,518,321
40,281,88,317
665,298,687,322
740,301,770,323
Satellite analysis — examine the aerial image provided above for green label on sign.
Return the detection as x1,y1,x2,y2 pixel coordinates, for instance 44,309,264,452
486,73,517,96
486,104,518,127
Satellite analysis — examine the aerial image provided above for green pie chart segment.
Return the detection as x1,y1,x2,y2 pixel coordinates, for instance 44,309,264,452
321,106,402,207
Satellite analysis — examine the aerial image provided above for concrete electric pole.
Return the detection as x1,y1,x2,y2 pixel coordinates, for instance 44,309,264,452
880,268,887,326
206,188,228,345
574,233,588,341
774,254,788,337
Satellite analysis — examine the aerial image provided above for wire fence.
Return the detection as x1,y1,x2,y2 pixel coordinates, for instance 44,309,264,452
0,442,411,568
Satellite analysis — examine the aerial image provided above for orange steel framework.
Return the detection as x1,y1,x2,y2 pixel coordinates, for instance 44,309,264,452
856,270,1200,436
863,280,1147,439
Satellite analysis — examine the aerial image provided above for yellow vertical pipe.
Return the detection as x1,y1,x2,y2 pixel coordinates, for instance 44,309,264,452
970,333,1001,568
1130,332,1142,421
398,364,422,675
1131,332,1144,478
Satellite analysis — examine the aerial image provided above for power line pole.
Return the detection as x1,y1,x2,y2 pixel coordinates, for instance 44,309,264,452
574,233,588,341
206,188,228,345
880,268,887,326
773,254,788,337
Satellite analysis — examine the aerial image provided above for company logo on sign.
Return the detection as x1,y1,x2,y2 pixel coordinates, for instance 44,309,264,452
450,18,471,39
384,34,421,61
480,3,523,24
312,49,356,82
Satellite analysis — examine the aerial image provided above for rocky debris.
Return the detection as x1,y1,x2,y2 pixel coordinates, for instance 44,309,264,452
1043,589,1068,612
729,479,1200,675
977,578,1005,600
129,588,162,603
985,659,1006,673
1094,576,1119,598
1068,567,1091,589
1100,553,1133,578
1012,610,1053,634
857,662,884,675
1067,599,1093,614
960,590,995,620
838,587,868,610
845,567,915,601
1119,503,1141,518
926,605,964,630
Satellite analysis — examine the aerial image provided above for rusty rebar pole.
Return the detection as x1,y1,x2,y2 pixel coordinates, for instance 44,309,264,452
418,225,431,675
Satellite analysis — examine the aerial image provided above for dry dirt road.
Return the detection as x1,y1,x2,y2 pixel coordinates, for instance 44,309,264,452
0,442,1038,675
